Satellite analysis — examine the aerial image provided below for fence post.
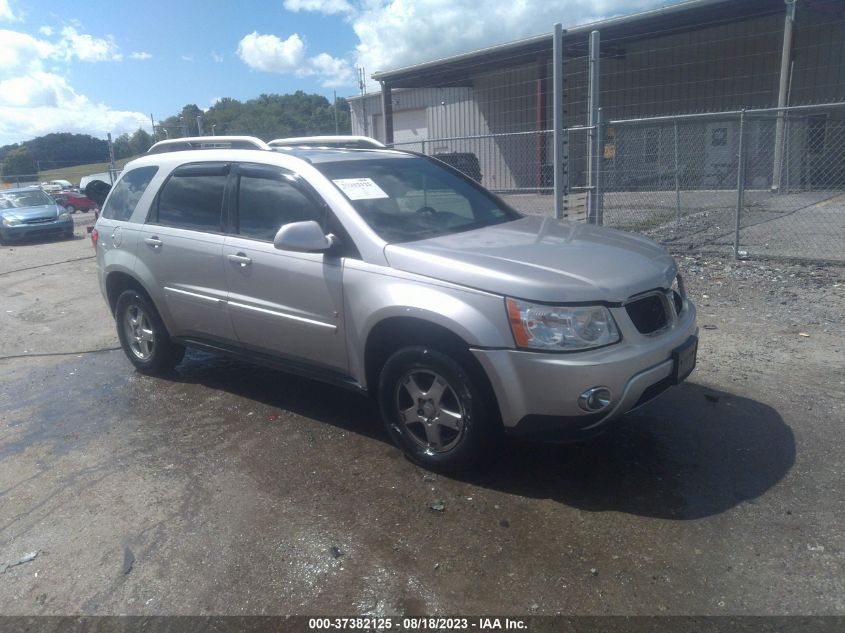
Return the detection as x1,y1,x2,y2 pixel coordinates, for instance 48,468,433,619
553,23,565,220
596,107,604,226
734,109,746,258
674,119,681,222
421,139,426,156
587,30,600,224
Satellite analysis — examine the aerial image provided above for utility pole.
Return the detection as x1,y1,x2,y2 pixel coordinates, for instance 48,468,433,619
334,90,339,135
772,0,797,192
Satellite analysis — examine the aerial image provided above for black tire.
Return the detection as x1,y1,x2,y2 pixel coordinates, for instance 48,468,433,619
115,289,184,375
378,346,497,471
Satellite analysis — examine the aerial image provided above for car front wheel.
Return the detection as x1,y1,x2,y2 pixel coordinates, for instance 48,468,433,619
378,346,497,471
115,289,184,375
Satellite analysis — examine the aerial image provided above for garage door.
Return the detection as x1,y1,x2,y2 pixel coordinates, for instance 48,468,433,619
393,108,428,144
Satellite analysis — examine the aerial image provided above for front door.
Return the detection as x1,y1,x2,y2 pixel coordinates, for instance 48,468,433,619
222,164,347,372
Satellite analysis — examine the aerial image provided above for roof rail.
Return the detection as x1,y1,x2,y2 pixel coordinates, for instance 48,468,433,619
146,136,271,154
268,135,385,149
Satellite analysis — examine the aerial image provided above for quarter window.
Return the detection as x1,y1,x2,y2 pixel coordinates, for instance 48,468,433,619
236,170,323,241
156,164,228,231
101,166,158,221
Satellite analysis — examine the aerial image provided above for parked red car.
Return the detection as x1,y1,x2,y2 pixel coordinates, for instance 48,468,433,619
51,191,98,214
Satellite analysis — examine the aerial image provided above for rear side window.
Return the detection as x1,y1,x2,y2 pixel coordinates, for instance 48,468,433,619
236,167,323,241
101,166,158,221
155,163,228,232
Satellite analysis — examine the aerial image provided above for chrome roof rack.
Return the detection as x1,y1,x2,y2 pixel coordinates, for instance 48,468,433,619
146,136,272,154
268,135,385,149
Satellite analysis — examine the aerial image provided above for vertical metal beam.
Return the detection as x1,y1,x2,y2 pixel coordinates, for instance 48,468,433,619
553,23,565,220
196,115,204,136
772,0,797,192
381,81,394,146
735,110,747,258
587,30,600,224
674,119,681,222
535,54,548,189
596,108,604,226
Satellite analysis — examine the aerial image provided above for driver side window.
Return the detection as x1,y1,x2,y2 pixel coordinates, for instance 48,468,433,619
236,169,323,241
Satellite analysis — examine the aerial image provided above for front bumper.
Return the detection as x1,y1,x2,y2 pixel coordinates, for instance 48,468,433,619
1,217,73,241
471,301,698,441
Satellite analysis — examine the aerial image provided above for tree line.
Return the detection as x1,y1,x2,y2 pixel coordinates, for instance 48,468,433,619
0,91,352,180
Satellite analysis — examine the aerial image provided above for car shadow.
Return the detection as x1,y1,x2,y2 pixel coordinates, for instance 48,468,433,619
168,352,795,520
169,349,388,443
461,381,796,520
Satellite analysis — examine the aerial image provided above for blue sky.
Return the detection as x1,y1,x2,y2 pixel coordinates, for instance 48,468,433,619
0,0,673,146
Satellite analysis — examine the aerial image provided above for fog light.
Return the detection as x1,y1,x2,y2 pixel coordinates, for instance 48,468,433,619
578,387,612,412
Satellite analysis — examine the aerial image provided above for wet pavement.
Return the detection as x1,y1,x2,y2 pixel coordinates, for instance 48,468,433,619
0,236,843,615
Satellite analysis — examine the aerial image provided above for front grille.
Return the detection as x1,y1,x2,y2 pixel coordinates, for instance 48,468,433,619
23,217,54,225
625,293,669,334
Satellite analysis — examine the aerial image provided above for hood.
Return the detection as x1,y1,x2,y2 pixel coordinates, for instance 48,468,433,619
0,204,60,221
384,216,677,303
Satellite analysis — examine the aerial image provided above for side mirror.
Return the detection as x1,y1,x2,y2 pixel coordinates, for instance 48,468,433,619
273,220,336,252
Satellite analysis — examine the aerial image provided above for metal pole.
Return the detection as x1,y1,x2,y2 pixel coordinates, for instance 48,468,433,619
553,23,565,220
150,113,156,139
587,30,600,223
772,0,797,192
596,108,604,226
107,133,116,185
196,115,204,136
734,110,746,258
334,90,339,135
674,119,681,222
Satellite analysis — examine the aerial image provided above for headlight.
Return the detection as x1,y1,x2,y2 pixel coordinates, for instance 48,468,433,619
1,216,21,226
58,211,73,222
506,298,620,351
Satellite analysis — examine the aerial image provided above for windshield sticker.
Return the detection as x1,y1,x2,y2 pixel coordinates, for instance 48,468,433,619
332,178,390,200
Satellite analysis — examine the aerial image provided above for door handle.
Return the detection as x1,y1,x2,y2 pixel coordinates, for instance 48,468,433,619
144,236,162,249
227,253,252,267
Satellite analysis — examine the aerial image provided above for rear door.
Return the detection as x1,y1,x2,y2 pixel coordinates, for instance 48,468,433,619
137,162,236,342
222,163,347,371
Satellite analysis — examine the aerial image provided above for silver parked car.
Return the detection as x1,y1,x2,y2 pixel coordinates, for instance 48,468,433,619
94,136,697,470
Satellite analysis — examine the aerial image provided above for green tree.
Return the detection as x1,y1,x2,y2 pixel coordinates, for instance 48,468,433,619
1,146,38,182
130,129,154,154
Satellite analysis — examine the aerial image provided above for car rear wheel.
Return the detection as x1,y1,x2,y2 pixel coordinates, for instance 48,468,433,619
115,289,184,375
378,346,496,471
65,204,76,214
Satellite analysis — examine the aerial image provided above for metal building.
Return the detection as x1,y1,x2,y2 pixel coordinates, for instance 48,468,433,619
348,0,845,195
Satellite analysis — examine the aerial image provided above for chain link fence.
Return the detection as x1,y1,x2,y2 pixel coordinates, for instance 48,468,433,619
393,103,845,264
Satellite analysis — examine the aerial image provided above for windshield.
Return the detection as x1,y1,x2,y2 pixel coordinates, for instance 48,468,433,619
0,190,55,210
316,157,520,243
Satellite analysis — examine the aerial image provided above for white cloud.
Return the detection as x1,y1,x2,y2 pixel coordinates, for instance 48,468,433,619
237,32,305,73
54,26,122,62
182,54,194,62
351,0,665,74
0,30,53,76
306,52,354,87
0,26,146,145
39,25,53,36
283,0,354,15
0,71,147,144
0,0,18,22
130,51,152,60
211,51,224,63
237,32,354,88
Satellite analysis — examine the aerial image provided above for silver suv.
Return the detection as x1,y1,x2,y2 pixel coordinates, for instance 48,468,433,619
94,136,697,470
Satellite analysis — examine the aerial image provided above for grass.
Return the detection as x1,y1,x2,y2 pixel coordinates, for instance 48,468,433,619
38,156,140,186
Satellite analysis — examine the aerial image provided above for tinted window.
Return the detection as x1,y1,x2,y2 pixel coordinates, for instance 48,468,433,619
101,166,158,221
156,164,227,231
316,157,518,243
236,171,323,241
